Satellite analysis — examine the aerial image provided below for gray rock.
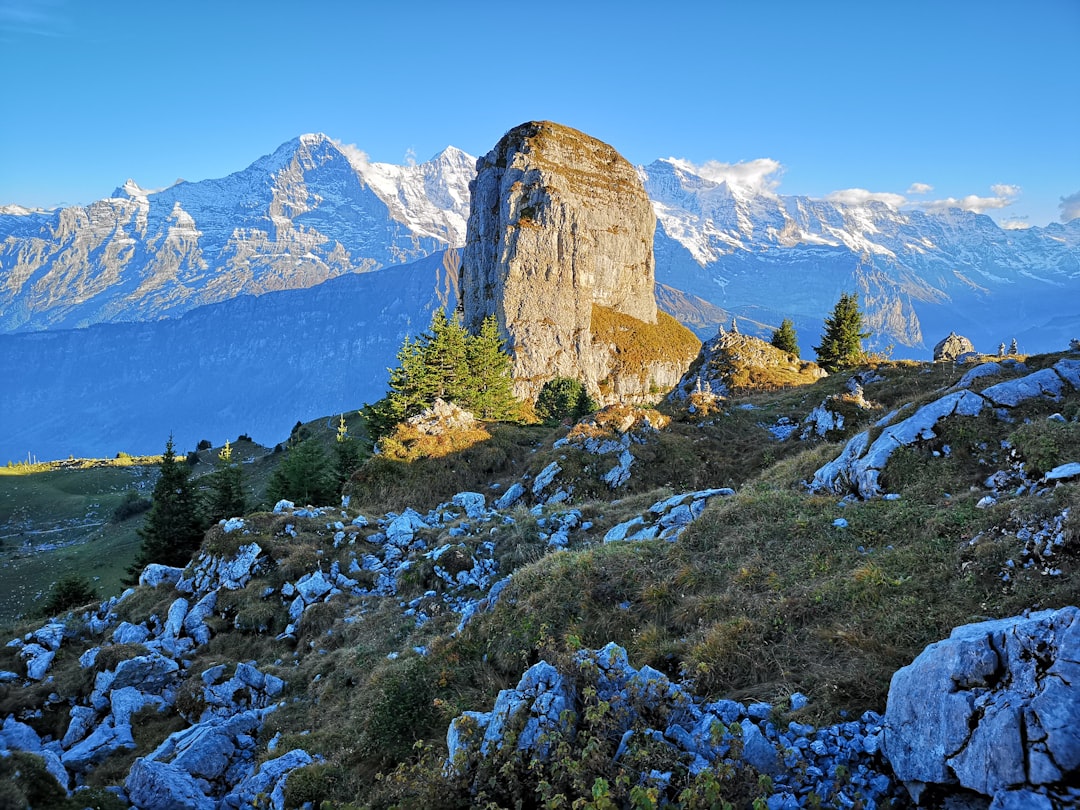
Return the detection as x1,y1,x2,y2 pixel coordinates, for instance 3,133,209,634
61,720,136,771
221,748,314,810
20,642,55,680
1053,358,1080,389
111,685,166,727
532,462,562,497
1044,462,1080,482
125,758,215,810
981,368,1066,407
112,621,151,645
386,509,429,546
1,716,43,752
461,121,689,404
219,543,263,590
934,332,976,362
62,705,98,748
107,651,180,692
452,491,487,519
949,361,1004,391
183,589,218,646
295,570,334,603
494,482,525,510
740,719,780,774
33,622,66,650
884,607,1080,804
139,564,185,589
164,597,190,638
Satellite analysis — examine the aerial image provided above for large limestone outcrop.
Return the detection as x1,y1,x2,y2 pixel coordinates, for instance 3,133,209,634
462,121,698,402
884,608,1080,808
933,331,976,362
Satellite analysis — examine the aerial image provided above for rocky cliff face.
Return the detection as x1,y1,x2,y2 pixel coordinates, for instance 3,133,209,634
461,121,696,401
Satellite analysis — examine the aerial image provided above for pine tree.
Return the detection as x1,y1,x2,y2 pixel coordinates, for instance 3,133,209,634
267,438,336,507
770,318,800,357
129,436,204,576
334,414,361,488
423,308,471,403
204,440,246,523
536,377,594,424
464,315,518,420
814,292,870,372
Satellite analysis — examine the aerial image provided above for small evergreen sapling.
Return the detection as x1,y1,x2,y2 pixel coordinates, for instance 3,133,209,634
770,318,800,358
204,440,246,523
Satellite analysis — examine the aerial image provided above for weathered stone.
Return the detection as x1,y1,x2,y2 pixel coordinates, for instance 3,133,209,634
676,331,826,402
494,482,525,510
1,716,42,752
981,368,1065,407
125,758,215,810
452,491,487,519
462,120,696,403
934,331,976,361
221,748,314,810
883,607,1080,805
139,563,185,589
61,720,136,771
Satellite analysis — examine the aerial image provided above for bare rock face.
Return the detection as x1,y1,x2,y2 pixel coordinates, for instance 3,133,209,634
462,121,695,402
933,331,976,361
672,331,826,400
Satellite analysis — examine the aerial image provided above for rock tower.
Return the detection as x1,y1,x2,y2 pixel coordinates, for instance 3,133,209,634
461,121,696,402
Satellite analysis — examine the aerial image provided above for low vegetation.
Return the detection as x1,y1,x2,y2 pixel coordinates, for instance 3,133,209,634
3,343,1079,808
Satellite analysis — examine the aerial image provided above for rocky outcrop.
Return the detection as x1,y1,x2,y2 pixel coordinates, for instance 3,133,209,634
672,330,826,400
447,642,901,807
883,608,1080,808
811,359,1080,498
933,331,976,361
461,121,698,402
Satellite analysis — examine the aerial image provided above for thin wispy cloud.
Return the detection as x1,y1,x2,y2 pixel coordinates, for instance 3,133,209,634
825,188,907,209
0,0,70,38
921,185,1020,215
1001,219,1031,230
1060,191,1080,223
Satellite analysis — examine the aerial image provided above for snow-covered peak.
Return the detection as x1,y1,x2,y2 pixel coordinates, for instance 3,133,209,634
0,204,48,216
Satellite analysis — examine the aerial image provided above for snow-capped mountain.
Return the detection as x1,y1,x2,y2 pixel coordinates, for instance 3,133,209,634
639,158,1080,354
0,134,474,332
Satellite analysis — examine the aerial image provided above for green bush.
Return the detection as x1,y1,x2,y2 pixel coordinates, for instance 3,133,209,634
535,376,596,424
41,574,97,616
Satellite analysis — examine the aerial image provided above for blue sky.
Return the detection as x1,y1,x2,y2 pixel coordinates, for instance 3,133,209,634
1,0,1077,227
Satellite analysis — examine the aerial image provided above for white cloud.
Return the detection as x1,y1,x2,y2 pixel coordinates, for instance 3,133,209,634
330,139,370,172
825,188,907,209
921,185,1020,215
1060,190,1080,222
403,147,417,168
906,182,933,195
1001,219,1031,230
673,157,784,194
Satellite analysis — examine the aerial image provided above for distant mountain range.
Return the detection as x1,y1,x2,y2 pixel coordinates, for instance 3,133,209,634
2,132,1078,460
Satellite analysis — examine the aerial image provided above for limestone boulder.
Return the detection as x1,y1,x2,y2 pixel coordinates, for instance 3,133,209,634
883,607,1080,805
933,331,976,361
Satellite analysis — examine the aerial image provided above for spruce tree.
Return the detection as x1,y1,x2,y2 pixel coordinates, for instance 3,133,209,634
770,318,800,357
267,438,336,506
536,377,594,424
334,414,361,488
814,292,870,372
130,435,204,576
465,315,518,420
423,308,471,403
204,440,246,523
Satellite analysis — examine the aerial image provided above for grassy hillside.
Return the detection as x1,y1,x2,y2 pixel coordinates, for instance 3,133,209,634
1,354,1078,807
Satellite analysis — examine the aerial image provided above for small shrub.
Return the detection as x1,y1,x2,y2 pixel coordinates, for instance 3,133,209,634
111,489,151,523
40,575,97,616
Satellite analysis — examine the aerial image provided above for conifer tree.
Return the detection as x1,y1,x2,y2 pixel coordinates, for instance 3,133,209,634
535,377,595,424
423,308,471,402
204,440,246,523
465,315,518,420
770,318,800,357
334,414,361,488
267,438,336,506
814,292,870,372
129,435,204,576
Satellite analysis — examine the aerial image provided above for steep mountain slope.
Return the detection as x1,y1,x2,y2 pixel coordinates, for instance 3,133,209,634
0,251,461,461
640,158,1080,354
0,135,473,332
